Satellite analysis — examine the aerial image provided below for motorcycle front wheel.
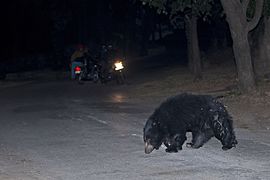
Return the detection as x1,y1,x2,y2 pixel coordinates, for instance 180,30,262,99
93,73,99,83
116,71,126,85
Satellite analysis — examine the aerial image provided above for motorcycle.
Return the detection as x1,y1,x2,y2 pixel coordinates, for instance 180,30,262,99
74,56,101,84
99,58,127,84
112,59,126,84
98,44,127,84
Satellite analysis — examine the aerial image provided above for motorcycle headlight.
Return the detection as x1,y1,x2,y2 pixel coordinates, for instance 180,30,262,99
114,61,124,71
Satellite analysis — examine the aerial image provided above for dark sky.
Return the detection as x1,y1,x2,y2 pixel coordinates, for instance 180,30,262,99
0,0,131,60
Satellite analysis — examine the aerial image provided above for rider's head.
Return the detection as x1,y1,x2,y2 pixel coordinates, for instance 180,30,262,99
76,44,84,51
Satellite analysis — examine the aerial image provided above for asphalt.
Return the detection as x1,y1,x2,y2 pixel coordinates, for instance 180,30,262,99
0,79,269,180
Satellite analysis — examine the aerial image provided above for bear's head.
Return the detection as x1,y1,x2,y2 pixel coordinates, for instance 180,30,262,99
143,117,166,154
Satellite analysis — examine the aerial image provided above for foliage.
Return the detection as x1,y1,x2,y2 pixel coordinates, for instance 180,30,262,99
246,0,270,18
141,0,214,17
264,0,270,17
246,0,256,19
140,0,215,28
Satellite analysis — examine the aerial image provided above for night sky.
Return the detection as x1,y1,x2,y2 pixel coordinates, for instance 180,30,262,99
0,0,131,59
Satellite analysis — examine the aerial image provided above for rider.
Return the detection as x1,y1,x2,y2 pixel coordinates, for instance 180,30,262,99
70,44,88,79
99,44,114,77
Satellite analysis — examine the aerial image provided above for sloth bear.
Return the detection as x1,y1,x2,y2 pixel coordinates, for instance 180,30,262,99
143,93,237,154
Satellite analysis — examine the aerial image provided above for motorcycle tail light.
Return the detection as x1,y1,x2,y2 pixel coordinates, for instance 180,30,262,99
74,66,81,71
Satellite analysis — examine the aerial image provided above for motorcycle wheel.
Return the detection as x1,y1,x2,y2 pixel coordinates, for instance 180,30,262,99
116,71,126,85
93,73,99,83
75,73,84,84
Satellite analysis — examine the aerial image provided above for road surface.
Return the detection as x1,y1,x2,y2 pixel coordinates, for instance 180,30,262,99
0,79,270,180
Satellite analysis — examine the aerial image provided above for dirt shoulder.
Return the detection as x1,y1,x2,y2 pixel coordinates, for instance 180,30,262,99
127,62,270,131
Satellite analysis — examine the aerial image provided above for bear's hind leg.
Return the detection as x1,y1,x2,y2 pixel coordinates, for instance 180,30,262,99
187,129,214,149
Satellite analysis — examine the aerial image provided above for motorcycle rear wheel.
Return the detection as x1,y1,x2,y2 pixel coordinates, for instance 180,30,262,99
75,73,84,84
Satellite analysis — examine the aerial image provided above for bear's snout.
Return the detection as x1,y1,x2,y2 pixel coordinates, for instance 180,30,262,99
145,140,155,154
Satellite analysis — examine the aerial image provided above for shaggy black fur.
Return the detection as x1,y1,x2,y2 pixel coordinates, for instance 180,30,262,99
143,93,237,154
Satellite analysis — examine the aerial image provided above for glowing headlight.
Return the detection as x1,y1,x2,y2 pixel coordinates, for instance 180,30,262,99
114,61,124,71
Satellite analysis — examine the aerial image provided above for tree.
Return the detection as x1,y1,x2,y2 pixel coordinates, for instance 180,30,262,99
250,0,270,77
141,0,214,80
142,0,264,93
220,0,264,93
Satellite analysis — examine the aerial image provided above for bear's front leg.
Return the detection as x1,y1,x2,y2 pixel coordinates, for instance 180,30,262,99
165,145,179,153
165,134,186,153
164,137,178,153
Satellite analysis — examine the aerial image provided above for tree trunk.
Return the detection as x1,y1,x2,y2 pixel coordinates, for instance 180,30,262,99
185,16,202,80
220,0,263,93
232,32,255,92
140,9,151,56
124,1,138,57
185,17,193,72
251,17,270,77
158,19,163,40
96,0,108,44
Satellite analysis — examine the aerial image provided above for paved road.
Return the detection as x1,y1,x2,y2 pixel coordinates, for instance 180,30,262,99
0,80,270,180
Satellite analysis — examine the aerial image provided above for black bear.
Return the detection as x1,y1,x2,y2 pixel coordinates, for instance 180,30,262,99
143,93,237,154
